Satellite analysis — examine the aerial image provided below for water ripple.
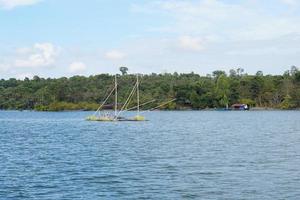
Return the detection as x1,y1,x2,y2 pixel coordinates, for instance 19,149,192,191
0,111,300,199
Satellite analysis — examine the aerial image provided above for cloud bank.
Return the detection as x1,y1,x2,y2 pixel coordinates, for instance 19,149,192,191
105,50,126,60
1,0,300,78
14,43,59,68
0,0,41,10
69,62,87,73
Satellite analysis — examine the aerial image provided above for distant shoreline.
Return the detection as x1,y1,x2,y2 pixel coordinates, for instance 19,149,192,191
1,70,300,111
1,107,299,112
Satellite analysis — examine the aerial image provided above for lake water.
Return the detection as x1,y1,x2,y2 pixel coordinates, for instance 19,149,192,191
0,111,300,199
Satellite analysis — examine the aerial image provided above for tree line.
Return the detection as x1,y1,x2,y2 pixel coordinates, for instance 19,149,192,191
0,66,300,111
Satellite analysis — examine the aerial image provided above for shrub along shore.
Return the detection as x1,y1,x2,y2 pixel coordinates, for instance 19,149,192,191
1,67,300,111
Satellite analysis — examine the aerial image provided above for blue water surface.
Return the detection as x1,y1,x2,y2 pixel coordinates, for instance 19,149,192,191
0,110,300,199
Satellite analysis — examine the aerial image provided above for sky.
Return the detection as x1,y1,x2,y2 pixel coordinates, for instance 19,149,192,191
0,0,300,79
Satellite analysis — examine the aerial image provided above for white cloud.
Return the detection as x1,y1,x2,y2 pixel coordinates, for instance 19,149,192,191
16,73,33,80
14,43,59,68
0,0,41,10
69,62,87,73
0,63,9,72
1,1,300,78
134,0,300,42
118,0,300,74
281,0,298,6
105,50,126,60
178,36,204,51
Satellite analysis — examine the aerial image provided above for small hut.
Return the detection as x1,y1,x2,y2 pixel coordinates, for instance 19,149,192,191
231,103,249,110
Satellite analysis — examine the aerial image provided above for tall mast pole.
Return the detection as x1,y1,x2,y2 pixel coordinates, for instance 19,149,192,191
137,74,140,116
115,74,117,117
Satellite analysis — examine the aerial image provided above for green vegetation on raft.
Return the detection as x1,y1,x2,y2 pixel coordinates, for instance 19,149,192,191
0,66,300,111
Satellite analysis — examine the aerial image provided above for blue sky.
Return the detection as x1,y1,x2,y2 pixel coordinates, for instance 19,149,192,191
0,0,300,79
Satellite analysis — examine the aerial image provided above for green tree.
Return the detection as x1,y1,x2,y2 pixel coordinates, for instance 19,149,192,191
212,70,226,79
216,74,230,108
119,66,128,75
280,95,294,109
1,68,300,111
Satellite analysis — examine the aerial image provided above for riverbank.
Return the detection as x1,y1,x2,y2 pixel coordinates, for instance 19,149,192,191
1,106,299,112
1,70,300,111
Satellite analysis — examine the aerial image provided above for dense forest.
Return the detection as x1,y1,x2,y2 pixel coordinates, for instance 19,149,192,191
0,67,300,111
